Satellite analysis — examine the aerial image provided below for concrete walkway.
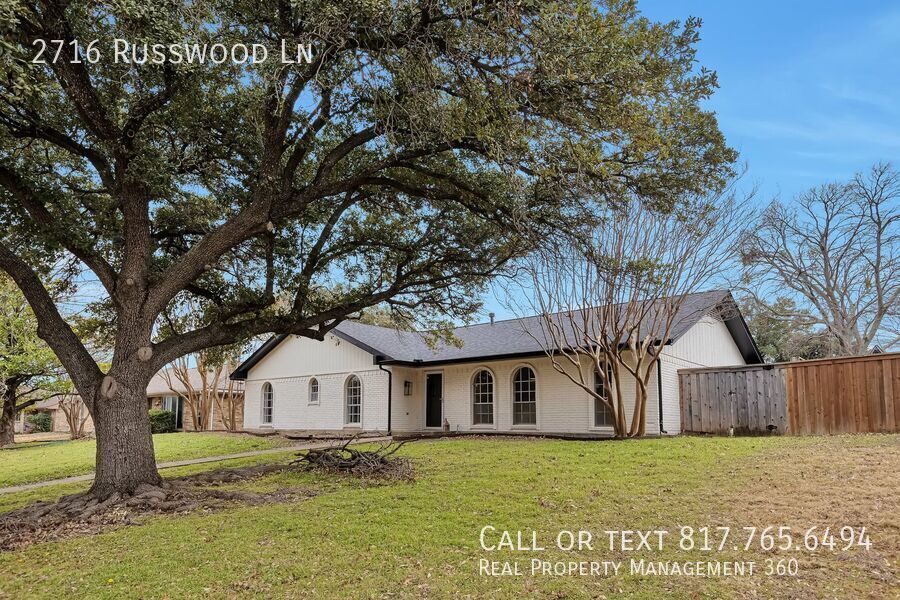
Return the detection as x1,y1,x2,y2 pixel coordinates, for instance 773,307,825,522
0,436,391,495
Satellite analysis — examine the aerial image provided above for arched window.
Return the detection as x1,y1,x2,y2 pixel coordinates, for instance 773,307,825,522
309,378,320,404
261,382,274,425
512,366,537,425
594,366,614,427
472,369,494,425
345,375,362,425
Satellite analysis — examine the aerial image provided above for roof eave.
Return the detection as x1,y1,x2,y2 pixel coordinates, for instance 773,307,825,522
230,334,289,380
331,329,395,362
724,311,764,365
230,328,395,380
376,339,673,368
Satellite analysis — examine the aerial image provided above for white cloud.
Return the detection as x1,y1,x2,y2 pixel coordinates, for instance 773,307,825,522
819,83,895,112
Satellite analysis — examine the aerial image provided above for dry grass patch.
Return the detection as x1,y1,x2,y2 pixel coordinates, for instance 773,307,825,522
715,435,899,599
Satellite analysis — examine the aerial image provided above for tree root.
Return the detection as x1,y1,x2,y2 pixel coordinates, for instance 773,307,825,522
0,463,314,551
0,442,417,551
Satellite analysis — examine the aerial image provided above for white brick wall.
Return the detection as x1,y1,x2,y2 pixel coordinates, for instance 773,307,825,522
246,350,659,436
244,370,389,431
240,314,748,436
243,333,388,431
391,355,655,436
389,366,422,432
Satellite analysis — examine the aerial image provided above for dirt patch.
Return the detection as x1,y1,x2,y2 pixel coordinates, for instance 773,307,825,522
716,436,900,599
0,463,315,551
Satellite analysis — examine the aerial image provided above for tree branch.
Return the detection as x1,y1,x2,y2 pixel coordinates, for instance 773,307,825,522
0,242,101,398
0,164,118,293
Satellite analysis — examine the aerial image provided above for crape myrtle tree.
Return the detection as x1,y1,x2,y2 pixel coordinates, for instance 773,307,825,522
156,297,247,431
0,0,735,498
519,186,747,437
160,350,243,431
159,340,247,432
58,392,91,439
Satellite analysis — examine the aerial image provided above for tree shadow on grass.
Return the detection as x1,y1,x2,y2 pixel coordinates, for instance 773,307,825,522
0,462,315,551
0,440,416,551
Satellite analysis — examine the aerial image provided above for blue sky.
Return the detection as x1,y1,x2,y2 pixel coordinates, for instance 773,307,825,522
641,0,900,200
481,0,900,320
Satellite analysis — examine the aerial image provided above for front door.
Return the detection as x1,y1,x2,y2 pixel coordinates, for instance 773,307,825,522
425,373,443,428
175,397,184,429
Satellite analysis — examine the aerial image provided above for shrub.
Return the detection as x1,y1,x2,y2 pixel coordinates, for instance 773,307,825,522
26,411,52,433
148,409,177,434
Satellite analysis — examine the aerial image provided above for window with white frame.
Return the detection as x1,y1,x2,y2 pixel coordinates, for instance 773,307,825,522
309,378,320,404
261,382,274,425
345,375,361,425
594,365,614,427
472,369,494,425
512,366,537,425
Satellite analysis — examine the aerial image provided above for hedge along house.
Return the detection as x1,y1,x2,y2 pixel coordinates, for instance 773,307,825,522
233,290,762,437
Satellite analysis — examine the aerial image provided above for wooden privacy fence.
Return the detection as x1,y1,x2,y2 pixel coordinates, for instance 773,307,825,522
679,352,900,435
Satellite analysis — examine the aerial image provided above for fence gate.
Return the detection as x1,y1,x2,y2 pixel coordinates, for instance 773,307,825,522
679,366,787,434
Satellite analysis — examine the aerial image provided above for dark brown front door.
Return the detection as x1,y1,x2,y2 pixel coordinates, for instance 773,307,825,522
426,373,443,428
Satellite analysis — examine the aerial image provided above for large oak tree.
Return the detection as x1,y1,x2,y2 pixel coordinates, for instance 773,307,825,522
0,0,734,497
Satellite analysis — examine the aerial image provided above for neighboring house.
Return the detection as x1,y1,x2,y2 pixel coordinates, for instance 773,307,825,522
232,290,762,437
146,369,245,431
13,396,94,435
19,367,245,434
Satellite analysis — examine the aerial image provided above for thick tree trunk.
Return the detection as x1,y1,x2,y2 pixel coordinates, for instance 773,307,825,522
0,380,18,448
89,379,162,498
0,391,15,447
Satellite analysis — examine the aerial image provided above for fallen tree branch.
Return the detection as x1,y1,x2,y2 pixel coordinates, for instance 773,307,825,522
291,438,414,481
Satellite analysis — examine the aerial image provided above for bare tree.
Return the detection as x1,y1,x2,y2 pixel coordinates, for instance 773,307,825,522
741,162,900,355
211,366,244,433
519,187,750,437
160,357,209,432
58,394,90,440
160,347,245,432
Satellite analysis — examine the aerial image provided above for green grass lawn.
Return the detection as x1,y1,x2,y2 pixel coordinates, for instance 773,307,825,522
0,433,288,488
0,435,896,599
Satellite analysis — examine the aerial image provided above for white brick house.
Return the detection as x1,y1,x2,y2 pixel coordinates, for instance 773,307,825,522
233,290,761,437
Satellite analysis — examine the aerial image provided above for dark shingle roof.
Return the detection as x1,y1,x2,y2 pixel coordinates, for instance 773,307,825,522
232,289,761,379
